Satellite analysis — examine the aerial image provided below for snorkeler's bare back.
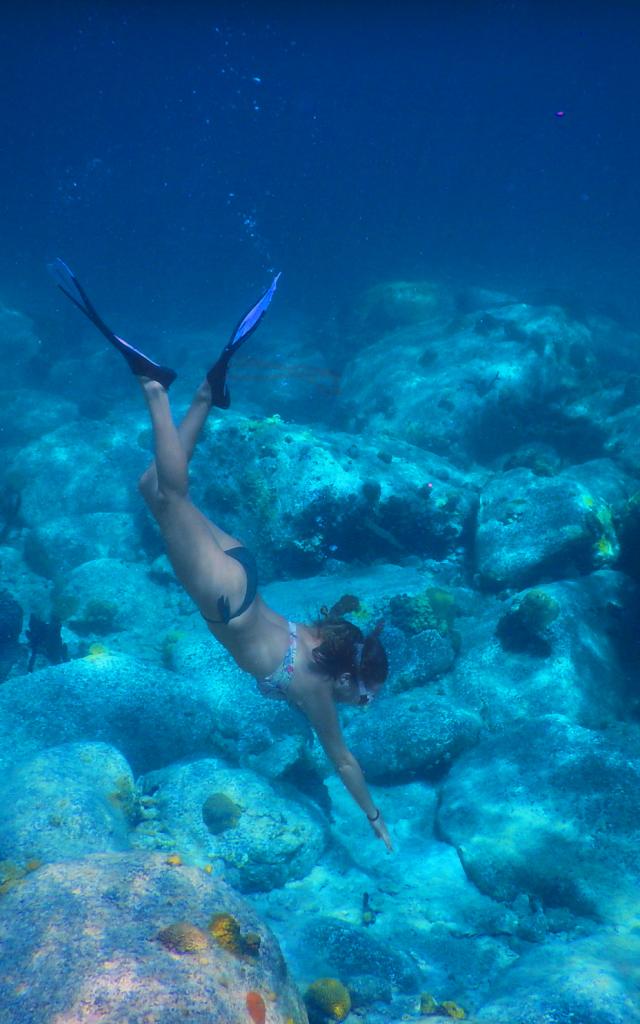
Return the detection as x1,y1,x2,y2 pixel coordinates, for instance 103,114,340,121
204,593,294,678
205,589,350,762
206,603,338,724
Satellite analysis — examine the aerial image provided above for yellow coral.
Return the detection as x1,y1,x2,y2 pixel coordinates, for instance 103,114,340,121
419,992,438,1014
595,535,615,558
441,1001,465,1019
304,978,351,1022
209,912,244,956
208,911,261,958
157,922,209,953
107,775,136,819
202,792,243,834
87,643,109,658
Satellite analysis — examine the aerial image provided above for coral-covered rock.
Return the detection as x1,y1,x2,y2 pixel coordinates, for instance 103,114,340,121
0,741,134,863
495,588,560,654
475,460,626,591
474,930,640,1024
24,512,138,579
8,419,142,523
53,557,181,636
298,918,415,993
437,716,640,925
136,760,326,891
0,852,308,1024
448,572,636,730
0,653,219,775
189,414,476,579
338,297,603,467
343,689,480,783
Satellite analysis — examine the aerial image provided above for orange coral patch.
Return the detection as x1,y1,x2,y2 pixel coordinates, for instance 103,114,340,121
246,990,266,1024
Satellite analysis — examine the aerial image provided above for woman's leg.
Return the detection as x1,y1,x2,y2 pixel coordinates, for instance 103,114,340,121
138,378,236,548
137,379,245,617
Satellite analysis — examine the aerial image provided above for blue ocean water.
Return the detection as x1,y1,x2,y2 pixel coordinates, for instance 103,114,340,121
1,3,640,1023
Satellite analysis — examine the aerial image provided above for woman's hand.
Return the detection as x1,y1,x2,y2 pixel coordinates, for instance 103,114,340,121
369,812,393,852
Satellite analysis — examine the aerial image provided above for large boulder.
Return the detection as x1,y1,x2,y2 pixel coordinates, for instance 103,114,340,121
448,571,637,731
23,513,139,579
0,741,134,864
189,413,476,578
437,715,640,925
52,556,183,642
0,388,79,448
343,690,481,783
0,653,219,776
337,295,606,466
0,852,308,1024
7,418,144,523
474,460,626,591
0,648,310,780
475,930,640,1024
136,760,327,892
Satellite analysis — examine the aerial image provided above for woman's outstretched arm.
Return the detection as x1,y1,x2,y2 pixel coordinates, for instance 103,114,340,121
299,687,393,851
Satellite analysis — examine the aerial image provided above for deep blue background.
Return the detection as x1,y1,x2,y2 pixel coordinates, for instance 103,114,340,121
1,0,639,336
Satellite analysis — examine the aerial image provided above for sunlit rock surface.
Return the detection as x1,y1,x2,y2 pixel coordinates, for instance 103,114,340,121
0,852,308,1024
0,741,133,863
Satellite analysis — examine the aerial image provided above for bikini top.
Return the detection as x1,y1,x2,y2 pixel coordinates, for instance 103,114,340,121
255,622,297,701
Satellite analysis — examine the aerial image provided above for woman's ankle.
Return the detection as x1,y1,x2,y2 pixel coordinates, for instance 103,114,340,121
196,379,213,404
139,377,167,396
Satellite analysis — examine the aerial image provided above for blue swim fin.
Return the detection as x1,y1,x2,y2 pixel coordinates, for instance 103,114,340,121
49,258,177,389
207,272,281,408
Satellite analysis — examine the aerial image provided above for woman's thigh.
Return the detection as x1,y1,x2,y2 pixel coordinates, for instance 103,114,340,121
151,495,246,618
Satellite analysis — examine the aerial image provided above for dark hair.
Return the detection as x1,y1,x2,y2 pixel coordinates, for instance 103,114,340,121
311,615,388,687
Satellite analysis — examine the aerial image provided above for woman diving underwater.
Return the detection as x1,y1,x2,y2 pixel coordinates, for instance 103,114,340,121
50,259,392,851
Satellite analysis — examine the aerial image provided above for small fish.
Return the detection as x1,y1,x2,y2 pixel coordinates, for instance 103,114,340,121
246,991,266,1024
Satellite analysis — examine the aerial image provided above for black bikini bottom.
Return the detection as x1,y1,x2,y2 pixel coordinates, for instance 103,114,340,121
202,546,258,625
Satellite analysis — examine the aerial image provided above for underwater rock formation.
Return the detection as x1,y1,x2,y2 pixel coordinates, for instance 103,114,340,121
495,588,560,655
136,760,326,892
8,418,140,522
448,571,634,731
344,690,481,783
189,413,476,579
1,276,640,1021
24,512,137,579
0,741,134,863
474,930,640,1024
0,653,220,775
475,460,625,591
437,715,640,926
0,588,22,682
338,298,604,467
0,851,308,1024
